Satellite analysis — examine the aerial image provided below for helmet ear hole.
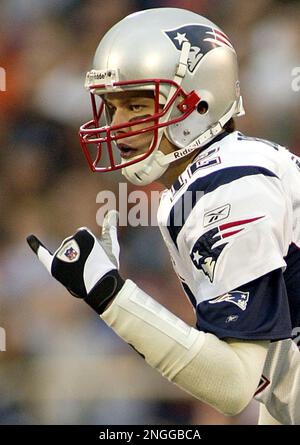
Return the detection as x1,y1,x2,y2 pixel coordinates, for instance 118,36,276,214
197,101,209,115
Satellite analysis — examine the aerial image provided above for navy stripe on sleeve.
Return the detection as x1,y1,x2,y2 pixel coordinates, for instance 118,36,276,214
167,166,278,248
195,268,292,340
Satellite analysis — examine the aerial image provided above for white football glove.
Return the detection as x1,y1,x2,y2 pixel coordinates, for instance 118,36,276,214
27,210,124,314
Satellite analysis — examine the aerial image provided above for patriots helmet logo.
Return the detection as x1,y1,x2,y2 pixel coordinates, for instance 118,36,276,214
209,291,250,311
164,25,234,73
190,216,264,282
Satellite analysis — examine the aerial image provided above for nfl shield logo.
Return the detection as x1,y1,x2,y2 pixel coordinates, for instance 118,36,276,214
64,247,78,261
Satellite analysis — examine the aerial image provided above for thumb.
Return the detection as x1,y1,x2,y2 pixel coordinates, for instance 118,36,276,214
26,235,53,274
101,210,120,268
102,209,119,232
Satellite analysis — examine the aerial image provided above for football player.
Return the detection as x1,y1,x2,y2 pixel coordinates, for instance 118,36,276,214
27,8,300,424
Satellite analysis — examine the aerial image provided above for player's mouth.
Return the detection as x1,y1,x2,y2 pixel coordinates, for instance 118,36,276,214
117,144,139,159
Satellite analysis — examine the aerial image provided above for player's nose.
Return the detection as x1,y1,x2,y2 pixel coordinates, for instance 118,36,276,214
111,107,129,128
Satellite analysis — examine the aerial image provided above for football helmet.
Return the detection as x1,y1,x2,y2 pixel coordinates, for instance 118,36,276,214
79,8,244,185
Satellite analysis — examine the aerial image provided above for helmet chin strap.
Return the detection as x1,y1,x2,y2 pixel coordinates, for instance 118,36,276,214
122,97,243,185
122,150,169,186
160,97,244,166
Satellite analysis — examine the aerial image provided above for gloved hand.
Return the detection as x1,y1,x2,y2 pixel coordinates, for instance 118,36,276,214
26,210,124,314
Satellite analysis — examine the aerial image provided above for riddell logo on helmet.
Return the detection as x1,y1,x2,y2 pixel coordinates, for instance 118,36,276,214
85,69,119,87
174,147,195,159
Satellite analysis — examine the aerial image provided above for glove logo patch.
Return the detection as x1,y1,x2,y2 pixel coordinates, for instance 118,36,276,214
57,240,80,263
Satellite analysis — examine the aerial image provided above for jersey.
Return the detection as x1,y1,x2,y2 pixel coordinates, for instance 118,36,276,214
157,130,300,341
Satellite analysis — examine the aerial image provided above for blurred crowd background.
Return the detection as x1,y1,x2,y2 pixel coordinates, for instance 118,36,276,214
1,0,300,425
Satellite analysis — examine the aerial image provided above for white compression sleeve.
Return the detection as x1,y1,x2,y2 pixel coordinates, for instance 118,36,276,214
101,279,269,416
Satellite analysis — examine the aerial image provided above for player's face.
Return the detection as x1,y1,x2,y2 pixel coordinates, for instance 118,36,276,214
103,90,159,160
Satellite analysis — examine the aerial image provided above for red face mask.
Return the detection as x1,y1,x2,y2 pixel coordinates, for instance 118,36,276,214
79,77,200,173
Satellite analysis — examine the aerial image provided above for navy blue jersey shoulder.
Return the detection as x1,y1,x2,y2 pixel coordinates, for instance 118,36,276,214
167,165,278,248
194,269,292,340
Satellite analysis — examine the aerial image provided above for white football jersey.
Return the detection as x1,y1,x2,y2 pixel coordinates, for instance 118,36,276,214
157,131,300,341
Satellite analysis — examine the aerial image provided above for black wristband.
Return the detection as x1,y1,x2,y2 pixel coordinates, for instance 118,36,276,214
84,270,125,315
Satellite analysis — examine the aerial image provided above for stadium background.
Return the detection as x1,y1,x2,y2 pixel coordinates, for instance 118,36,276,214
0,0,300,424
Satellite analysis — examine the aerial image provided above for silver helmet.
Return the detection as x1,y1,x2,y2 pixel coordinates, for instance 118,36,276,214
79,8,244,185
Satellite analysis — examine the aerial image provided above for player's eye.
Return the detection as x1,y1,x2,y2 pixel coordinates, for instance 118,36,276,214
106,103,116,117
129,104,145,113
